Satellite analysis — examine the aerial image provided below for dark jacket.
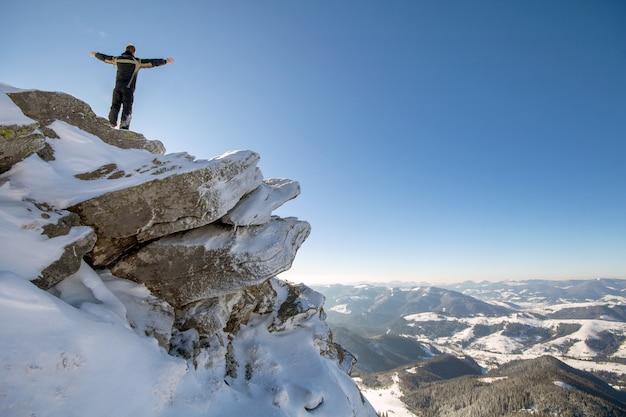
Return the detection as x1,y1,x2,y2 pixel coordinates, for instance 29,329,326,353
94,51,168,89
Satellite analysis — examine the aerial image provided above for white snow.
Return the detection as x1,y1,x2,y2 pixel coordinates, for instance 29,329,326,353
0,271,188,417
404,312,448,322
471,331,525,355
330,303,352,314
543,296,626,314
0,83,35,125
0,185,94,279
553,381,573,390
355,373,417,417
479,376,508,384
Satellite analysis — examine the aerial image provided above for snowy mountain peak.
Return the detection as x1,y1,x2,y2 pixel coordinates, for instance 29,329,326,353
0,84,376,416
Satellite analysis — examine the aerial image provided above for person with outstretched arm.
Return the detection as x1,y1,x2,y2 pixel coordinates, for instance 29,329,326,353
90,44,173,129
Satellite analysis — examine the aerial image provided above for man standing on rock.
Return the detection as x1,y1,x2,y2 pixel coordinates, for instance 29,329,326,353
90,45,173,130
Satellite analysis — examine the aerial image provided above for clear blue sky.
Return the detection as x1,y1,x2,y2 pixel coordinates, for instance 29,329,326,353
2,0,625,284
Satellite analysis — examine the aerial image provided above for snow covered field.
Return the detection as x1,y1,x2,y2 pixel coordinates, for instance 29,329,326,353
355,374,417,417
403,311,626,375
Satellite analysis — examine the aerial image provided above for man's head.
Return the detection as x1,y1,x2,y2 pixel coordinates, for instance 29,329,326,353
126,44,136,55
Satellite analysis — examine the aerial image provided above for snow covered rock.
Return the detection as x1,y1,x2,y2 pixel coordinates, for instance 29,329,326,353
36,211,98,289
0,83,376,417
99,270,176,349
70,149,263,266
111,217,311,306
0,188,96,289
177,278,278,341
0,122,43,174
218,279,373,416
0,84,44,173
267,281,358,374
6,89,166,155
221,177,301,226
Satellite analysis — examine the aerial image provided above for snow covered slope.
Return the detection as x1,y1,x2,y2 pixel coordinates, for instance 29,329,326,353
0,84,376,417
0,272,374,416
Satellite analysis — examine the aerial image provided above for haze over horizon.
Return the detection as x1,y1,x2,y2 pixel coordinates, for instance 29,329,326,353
2,0,625,285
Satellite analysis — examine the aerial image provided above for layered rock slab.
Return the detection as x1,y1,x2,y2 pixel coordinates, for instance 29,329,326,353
69,150,263,267
111,217,311,306
0,86,43,173
0,122,44,174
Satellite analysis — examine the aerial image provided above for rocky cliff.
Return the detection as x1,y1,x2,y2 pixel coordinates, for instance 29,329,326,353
0,84,376,416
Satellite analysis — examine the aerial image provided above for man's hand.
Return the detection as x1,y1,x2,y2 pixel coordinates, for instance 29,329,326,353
166,57,174,64
90,51,96,57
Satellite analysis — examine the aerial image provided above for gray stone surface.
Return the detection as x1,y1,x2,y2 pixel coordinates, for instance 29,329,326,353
111,217,311,306
0,122,44,173
7,90,165,154
69,151,262,266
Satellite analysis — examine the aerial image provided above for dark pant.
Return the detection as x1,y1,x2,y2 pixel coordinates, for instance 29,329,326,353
108,83,134,129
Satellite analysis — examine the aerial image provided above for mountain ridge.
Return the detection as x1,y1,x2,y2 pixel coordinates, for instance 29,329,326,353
314,280,626,375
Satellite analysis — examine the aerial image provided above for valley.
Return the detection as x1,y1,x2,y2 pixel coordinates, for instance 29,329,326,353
314,279,626,416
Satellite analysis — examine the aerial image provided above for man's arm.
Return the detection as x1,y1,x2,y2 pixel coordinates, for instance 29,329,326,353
90,51,116,65
138,57,174,68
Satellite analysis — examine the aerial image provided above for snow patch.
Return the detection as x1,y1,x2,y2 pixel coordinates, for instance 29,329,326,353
553,381,573,390
356,373,417,417
479,376,508,384
0,84,35,125
330,303,352,314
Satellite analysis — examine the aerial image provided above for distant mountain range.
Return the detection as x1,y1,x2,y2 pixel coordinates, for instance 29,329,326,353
313,279,626,415
444,278,626,311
